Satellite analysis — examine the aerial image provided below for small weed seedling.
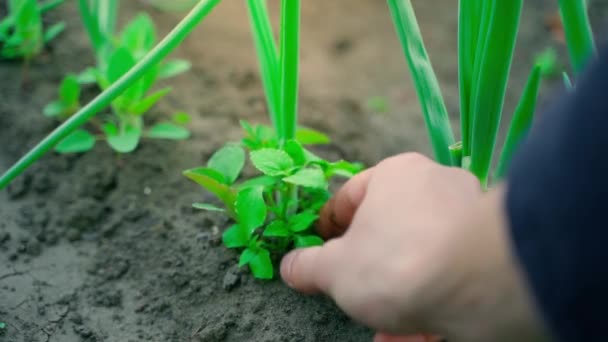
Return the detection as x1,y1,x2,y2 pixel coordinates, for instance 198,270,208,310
184,0,362,279
46,1,193,154
186,123,361,279
386,0,595,186
0,0,65,61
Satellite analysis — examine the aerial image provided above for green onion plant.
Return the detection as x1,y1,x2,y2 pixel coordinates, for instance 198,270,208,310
387,0,595,187
0,0,65,61
44,1,195,154
183,0,362,279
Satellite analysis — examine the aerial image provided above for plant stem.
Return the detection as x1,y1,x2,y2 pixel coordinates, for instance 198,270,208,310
246,0,280,134
559,0,595,74
468,0,523,186
0,0,221,190
278,0,300,142
386,0,455,166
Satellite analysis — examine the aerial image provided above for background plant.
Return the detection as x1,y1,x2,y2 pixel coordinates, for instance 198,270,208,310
45,0,194,154
386,0,595,187
184,0,362,279
0,0,221,189
0,0,65,61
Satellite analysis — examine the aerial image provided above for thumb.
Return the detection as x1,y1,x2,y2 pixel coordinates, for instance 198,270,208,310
280,241,342,294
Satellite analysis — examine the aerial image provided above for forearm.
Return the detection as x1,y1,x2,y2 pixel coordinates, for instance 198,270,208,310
507,44,608,341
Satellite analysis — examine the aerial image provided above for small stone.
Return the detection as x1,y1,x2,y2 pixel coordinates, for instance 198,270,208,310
196,324,227,342
222,268,240,291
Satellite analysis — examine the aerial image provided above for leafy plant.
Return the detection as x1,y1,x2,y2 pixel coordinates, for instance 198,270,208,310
0,0,65,60
186,123,361,279
0,0,221,189
46,2,194,154
184,0,362,279
387,0,595,187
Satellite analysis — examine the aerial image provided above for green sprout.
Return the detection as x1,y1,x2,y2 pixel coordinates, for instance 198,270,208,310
46,2,194,154
535,47,560,77
0,0,221,189
185,123,361,279
387,0,595,187
0,0,65,61
184,0,362,279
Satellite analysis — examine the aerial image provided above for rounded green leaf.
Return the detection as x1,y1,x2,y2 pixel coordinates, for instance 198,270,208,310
147,123,190,140
288,211,318,232
43,101,64,118
208,145,246,184
105,125,142,153
59,74,80,104
296,127,330,145
263,220,290,237
250,148,294,176
236,187,267,233
283,168,327,190
54,130,95,154
239,247,257,267
294,235,324,248
249,248,273,279
223,224,250,249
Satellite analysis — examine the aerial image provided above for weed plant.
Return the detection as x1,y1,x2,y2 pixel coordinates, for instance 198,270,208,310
44,1,193,154
0,0,65,61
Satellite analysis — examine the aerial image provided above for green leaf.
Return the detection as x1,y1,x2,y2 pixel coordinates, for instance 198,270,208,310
223,224,250,248
284,140,306,165
283,168,327,190
147,123,190,140
208,145,246,184
130,87,171,115
324,160,364,178
159,59,191,79
237,175,278,190
387,0,455,165
496,65,542,180
296,127,330,145
468,0,523,186
43,101,64,118
105,124,142,153
263,220,290,237
107,47,136,83
44,22,65,43
77,67,99,84
54,130,95,153
192,203,225,212
535,48,559,77
294,235,324,248
239,247,257,267
59,74,80,105
559,0,596,74
183,167,237,217
250,148,294,176
120,13,156,59
236,187,267,233
249,248,273,279
288,211,318,232
172,111,191,125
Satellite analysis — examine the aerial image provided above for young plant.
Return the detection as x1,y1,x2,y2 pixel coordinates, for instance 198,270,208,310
0,0,221,189
184,0,362,279
0,0,65,61
47,4,194,154
185,122,362,279
387,0,595,187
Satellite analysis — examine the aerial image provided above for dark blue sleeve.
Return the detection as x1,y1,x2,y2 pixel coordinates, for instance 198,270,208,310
507,45,608,341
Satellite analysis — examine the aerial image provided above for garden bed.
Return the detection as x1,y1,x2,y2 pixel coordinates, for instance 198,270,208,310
0,1,599,341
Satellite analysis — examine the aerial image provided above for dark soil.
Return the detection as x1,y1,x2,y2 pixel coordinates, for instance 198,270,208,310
1,1,605,341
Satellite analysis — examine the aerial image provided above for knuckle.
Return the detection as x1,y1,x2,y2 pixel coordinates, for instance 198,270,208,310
377,152,430,170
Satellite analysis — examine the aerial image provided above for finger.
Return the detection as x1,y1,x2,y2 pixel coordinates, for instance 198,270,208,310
318,168,373,239
280,241,341,294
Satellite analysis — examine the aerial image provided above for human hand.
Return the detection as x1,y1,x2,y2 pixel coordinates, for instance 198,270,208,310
280,153,546,341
